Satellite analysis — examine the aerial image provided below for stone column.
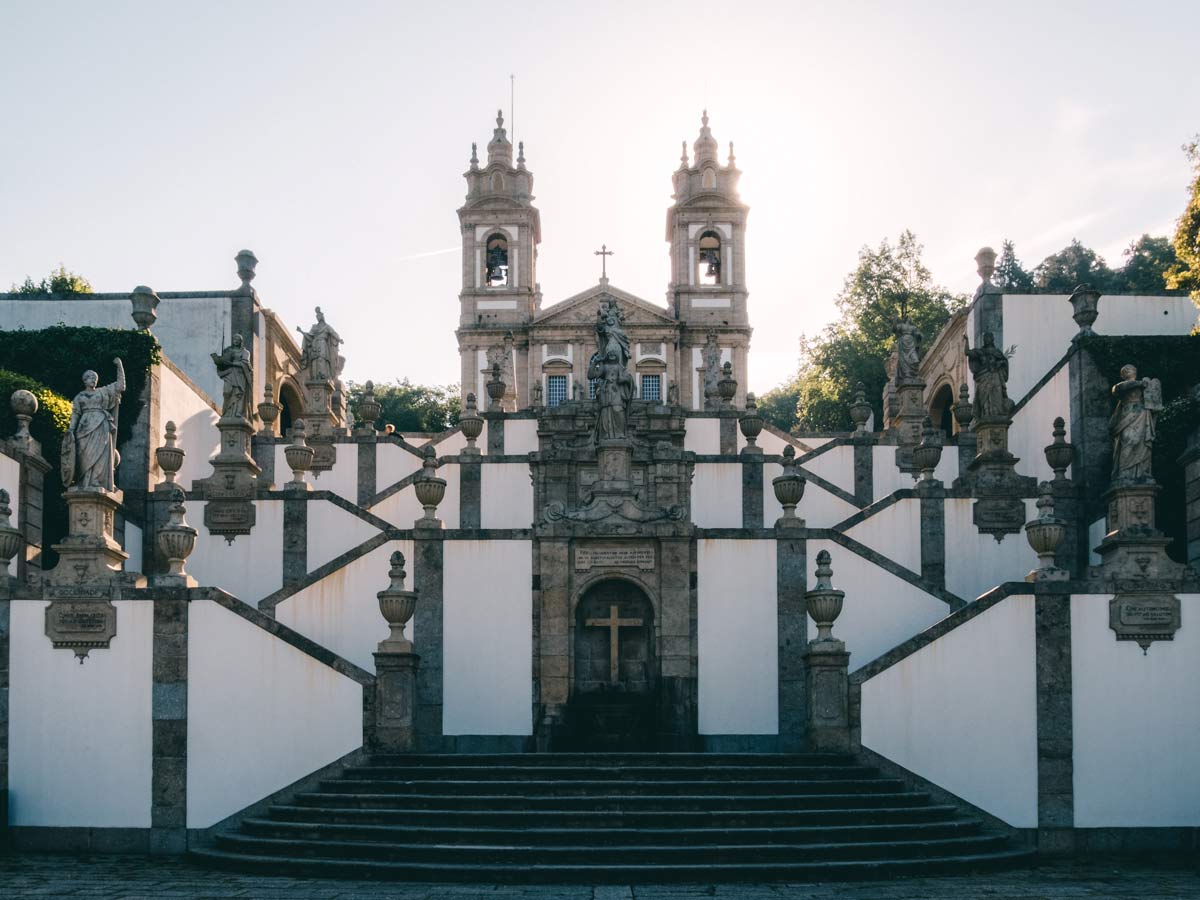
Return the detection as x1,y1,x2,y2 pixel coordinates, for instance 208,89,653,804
803,551,851,754
851,435,873,507
412,466,445,751
718,411,738,455
1034,586,1074,855
369,551,420,753
1067,347,1112,529
150,593,188,853
356,435,377,508
1179,409,1200,568
776,527,807,752
891,378,927,473
282,493,307,588
658,537,696,751
741,454,763,529
459,459,481,529
535,539,569,751
485,412,505,455
918,479,946,589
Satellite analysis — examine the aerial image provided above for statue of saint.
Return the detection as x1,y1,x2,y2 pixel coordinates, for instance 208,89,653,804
1110,364,1162,481
963,332,1012,419
588,301,634,442
595,302,631,369
893,319,923,382
701,331,722,408
62,359,125,491
211,333,252,420
296,306,342,383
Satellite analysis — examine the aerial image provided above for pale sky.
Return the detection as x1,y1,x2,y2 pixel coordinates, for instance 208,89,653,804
2,1,1197,392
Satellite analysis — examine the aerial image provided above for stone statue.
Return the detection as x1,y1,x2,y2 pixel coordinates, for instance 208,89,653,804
1110,364,1162,481
62,359,125,491
296,306,342,383
893,319,923,382
211,333,252,420
701,331,722,407
595,301,631,369
963,332,1012,419
588,302,634,442
667,380,680,406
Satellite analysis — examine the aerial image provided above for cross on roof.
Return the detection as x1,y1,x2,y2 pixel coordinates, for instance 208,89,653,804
594,244,614,281
585,603,644,685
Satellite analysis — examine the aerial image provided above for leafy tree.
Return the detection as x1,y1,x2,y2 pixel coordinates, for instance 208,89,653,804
993,240,1034,292
756,374,801,433
1110,234,1177,293
1032,239,1114,293
346,379,461,433
1166,136,1200,301
10,264,93,295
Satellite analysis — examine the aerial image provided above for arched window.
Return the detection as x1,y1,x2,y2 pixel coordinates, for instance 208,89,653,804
928,383,956,436
698,231,721,286
485,234,509,287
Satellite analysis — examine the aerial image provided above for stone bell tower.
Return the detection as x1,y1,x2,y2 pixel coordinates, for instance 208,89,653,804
666,112,752,409
456,110,542,408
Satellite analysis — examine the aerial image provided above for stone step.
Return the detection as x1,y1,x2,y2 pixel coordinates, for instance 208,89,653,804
316,777,907,796
367,752,854,767
346,764,878,781
241,817,982,847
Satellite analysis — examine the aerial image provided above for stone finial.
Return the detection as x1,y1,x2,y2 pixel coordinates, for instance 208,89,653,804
1044,416,1074,481
155,421,185,488
470,142,479,168
414,445,447,525
0,487,22,570
952,383,974,430
235,249,258,293
157,486,197,580
1068,285,1101,338
460,392,484,451
679,140,688,169
1024,481,1068,582
849,382,872,434
739,392,764,451
728,141,736,166
912,416,943,483
257,384,280,436
772,445,806,523
806,550,845,644
486,362,506,410
377,549,417,653
10,388,38,453
517,141,526,168
284,419,315,489
130,285,160,330
357,380,382,435
717,361,737,407
975,246,997,284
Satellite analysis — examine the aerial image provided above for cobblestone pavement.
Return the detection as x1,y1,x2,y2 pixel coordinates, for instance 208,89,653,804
0,854,1197,899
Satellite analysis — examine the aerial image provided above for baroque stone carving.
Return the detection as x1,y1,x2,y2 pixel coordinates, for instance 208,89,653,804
212,334,253,420
157,486,197,582
588,301,635,443
1024,482,1067,582
284,419,315,489
296,306,342,384
1110,364,1161,482
377,550,417,653
62,359,125,491
544,496,686,535
0,488,22,570
963,332,1012,420
892,318,922,383
701,330,722,410
155,421,185,487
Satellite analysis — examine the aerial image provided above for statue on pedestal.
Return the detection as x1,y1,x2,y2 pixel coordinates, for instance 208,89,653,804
296,306,342,383
62,359,125,491
211,333,252,420
893,318,923,382
1110,364,1162,481
588,302,634,443
963,332,1012,419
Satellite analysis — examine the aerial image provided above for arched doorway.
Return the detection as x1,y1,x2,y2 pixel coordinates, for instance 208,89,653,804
278,382,304,436
928,382,955,437
563,578,657,750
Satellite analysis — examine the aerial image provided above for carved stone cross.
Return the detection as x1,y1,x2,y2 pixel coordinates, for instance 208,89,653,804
594,244,614,281
585,603,643,685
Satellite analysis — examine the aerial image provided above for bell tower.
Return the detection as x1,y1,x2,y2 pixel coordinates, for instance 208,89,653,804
666,111,751,409
457,110,541,406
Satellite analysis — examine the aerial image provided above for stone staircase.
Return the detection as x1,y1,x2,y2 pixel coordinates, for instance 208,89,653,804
191,753,1034,882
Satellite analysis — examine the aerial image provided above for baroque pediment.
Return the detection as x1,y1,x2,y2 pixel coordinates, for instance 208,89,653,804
532,283,677,328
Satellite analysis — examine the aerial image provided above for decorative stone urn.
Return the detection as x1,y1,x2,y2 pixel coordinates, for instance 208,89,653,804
284,419,315,488
357,381,382,434
849,382,872,434
772,445,806,520
459,392,484,452
235,249,258,294
157,488,197,579
10,388,37,451
129,285,160,330
155,421,185,487
1043,417,1075,481
486,362,506,410
0,488,23,571
739,392,764,450
1024,482,1068,581
806,550,845,644
414,445,447,523
717,361,737,407
952,383,973,431
257,384,280,436
1068,285,1101,338
912,416,943,482
376,550,417,653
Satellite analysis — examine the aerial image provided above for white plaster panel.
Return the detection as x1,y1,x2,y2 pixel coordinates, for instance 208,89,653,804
1010,366,1071,483
684,417,720,455
1001,295,1079,403
375,441,423,492
844,499,922,574
481,464,533,529
443,541,533,735
1088,517,1105,565
432,430,468,455
691,297,731,309
697,540,778,734
691,464,741,528
187,599,363,828
1098,295,1197,339
1071,593,1200,827
276,540,410,671
477,300,518,310
123,521,143,574
807,540,950,671
0,296,232,399
157,363,220,490
438,462,461,528
185,499,284,604
306,442,358,501
943,499,1038,602
9,600,153,826
795,483,858,529
307,500,382,573
1,452,19,577
860,594,1038,827
372,484,425,530
756,430,820,456
763,463,785,524
873,446,919,496
798,444,855,495
504,419,540,455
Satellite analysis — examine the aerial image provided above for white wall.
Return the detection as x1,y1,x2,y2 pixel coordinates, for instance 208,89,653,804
185,499,284,604
873,446,919,496
431,429,468,455
860,594,1038,827
187,599,363,828
684,417,720,455
843,499,922,574
1,451,18,577
800,444,856,495
8,600,153,826
504,419,539,455
375,441,423,492
756,429,822,456
123,521,143,574
691,464,741,527
0,296,234,400
307,499,383,573
943,499,1038,602
761,463,859,529
481,463,533,529
1002,295,1079,402
443,540,533,735
1071,593,1200,827
807,540,950,671
1098,294,1197,339
275,540,409,671
697,539,777,734
274,442,357,502
373,484,425,530
1009,366,1070,484
157,364,219,490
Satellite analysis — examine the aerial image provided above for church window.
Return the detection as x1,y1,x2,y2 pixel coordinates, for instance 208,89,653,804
485,234,509,287
589,377,599,400
546,374,568,407
640,373,662,402
698,231,721,286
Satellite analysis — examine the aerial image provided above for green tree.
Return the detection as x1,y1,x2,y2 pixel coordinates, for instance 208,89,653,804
993,239,1034,292
789,231,967,431
1032,239,1114,293
1166,136,1200,302
346,379,461,433
756,374,802,432
1110,234,1177,293
10,264,93,295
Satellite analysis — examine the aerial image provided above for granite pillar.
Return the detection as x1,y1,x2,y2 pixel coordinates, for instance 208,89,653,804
918,481,946,589
151,596,188,854
485,413,505,455
370,652,419,753
1034,588,1074,855
356,438,376,508
718,413,738,455
776,529,807,752
282,494,307,588
413,533,444,751
852,437,873,506
741,455,763,529
459,459,481,529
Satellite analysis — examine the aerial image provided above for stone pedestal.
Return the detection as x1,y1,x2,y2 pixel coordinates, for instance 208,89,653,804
369,651,420,752
804,642,851,753
1095,480,1182,581
891,378,926,472
200,416,260,541
593,440,633,495
48,488,128,587
966,415,1035,539
303,378,340,474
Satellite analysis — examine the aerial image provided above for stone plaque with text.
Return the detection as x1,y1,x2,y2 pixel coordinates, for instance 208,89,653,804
575,545,656,571
1109,593,1180,653
45,599,118,661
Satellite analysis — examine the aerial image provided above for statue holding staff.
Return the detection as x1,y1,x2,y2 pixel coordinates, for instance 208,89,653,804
963,332,1012,419
62,359,126,491
211,333,252,420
